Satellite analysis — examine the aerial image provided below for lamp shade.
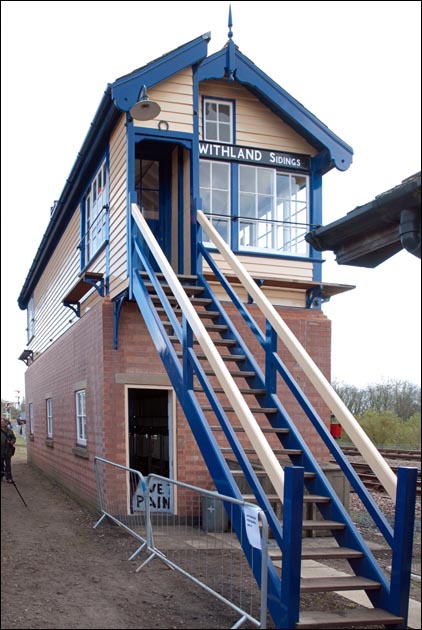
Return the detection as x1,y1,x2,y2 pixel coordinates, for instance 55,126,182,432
130,85,161,121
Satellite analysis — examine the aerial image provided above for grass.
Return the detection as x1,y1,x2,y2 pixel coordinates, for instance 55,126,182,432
13,431,28,463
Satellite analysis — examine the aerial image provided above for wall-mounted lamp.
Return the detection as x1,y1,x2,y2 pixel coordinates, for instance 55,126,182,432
130,85,161,121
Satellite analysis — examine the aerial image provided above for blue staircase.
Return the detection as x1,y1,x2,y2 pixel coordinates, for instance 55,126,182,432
129,204,417,629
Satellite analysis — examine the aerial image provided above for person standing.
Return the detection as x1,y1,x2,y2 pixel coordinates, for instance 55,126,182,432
1,416,16,483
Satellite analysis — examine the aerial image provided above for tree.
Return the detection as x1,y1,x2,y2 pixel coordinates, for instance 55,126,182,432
333,379,421,421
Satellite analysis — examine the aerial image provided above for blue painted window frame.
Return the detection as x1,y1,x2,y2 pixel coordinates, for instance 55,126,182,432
202,97,235,144
200,158,311,257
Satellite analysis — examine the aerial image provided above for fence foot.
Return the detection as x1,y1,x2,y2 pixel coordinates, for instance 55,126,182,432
92,513,106,529
128,542,147,561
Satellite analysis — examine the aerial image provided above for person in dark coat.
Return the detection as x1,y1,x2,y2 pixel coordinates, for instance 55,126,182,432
1,416,16,482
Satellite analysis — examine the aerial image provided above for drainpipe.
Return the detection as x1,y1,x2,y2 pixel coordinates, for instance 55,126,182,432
400,209,421,258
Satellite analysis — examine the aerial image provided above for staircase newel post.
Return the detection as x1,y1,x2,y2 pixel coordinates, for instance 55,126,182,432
389,466,418,627
279,466,304,629
265,320,277,395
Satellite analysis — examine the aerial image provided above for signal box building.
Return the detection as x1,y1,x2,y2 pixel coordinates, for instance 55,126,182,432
18,29,354,502
18,23,417,629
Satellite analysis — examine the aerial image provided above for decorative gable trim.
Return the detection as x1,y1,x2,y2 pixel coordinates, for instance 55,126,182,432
112,33,211,112
198,43,353,174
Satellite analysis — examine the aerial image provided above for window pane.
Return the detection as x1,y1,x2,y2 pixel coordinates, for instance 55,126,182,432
200,161,210,187
258,169,274,195
219,124,231,143
239,193,256,218
205,121,217,141
239,166,255,193
212,162,229,189
213,190,229,215
205,102,217,120
258,194,272,219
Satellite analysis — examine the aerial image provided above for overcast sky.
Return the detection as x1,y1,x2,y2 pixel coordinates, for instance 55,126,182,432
1,1,421,404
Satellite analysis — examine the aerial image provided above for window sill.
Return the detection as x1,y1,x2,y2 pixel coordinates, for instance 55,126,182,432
45,438,54,448
72,446,89,459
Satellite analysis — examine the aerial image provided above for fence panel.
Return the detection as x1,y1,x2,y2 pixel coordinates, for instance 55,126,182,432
93,458,269,628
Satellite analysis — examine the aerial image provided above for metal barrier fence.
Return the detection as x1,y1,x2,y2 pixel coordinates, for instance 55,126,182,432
94,457,269,629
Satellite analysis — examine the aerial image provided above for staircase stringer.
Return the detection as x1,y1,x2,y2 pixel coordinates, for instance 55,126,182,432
196,271,392,605
131,268,286,621
198,210,398,501
197,254,394,543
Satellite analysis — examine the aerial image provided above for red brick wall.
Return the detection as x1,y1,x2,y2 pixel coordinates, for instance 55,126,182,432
25,297,332,506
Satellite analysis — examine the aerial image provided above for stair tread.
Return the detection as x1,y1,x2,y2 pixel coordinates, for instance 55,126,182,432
204,387,266,394
173,337,237,346
221,447,287,453
145,283,204,295
300,575,381,592
204,407,277,413
301,546,363,559
192,354,246,362
269,546,364,561
296,608,403,628
152,296,213,306
157,307,220,319
242,493,329,503
204,370,255,376
209,425,288,433
302,520,345,530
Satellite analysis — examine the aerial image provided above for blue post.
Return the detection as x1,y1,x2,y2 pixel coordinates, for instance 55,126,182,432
265,320,277,395
390,466,418,626
279,466,304,628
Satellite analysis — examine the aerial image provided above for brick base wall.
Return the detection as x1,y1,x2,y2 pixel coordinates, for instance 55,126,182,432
24,297,332,506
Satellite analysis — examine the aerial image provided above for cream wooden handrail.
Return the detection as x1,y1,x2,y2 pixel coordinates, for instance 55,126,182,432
197,209,397,501
132,203,285,502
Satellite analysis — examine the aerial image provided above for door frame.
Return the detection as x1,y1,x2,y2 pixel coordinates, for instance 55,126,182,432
125,384,177,513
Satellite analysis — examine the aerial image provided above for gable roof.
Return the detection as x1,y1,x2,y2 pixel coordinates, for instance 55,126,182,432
197,39,353,174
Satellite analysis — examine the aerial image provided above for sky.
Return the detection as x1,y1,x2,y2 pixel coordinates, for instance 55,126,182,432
1,0,421,404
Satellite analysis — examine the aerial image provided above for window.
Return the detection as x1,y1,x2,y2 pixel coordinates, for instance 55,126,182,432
75,390,86,446
200,160,231,244
203,99,233,144
199,160,310,256
29,403,34,434
84,160,108,261
46,398,53,438
239,167,309,255
27,296,35,342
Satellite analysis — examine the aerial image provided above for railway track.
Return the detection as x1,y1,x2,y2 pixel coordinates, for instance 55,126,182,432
340,445,421,461
332,446,421,494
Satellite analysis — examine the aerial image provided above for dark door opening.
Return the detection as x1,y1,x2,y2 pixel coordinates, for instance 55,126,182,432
128,388,169,477
135,141,173,264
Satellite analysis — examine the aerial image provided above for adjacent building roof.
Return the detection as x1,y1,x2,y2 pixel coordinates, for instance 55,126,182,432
305,172,421,267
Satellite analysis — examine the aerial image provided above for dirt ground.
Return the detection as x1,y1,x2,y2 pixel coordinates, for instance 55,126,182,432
1,437,420,629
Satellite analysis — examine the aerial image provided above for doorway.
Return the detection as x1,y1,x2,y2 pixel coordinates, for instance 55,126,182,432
128,388,170,476
135,141,173,265
128,387,173,513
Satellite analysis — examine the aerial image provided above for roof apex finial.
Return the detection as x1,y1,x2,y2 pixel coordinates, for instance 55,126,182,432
228,4,233,39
